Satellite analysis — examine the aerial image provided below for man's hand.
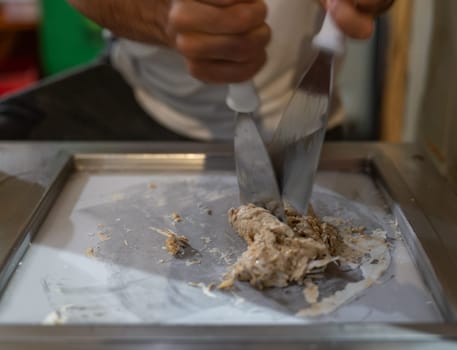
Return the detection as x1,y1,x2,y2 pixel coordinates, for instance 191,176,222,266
168,0,271,84
68,0,270,84
320,0,394,39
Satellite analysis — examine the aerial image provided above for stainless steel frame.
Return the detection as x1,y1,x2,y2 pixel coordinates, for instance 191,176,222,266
1,142,457,349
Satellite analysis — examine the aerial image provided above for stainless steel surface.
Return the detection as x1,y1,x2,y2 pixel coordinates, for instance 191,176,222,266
1,142,457,348
234,113,284,220
0,149,70,293
0,161,440,324
269,51,332,214
0,324,457,350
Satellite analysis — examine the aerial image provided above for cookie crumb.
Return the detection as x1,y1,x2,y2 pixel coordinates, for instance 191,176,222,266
303,281,319,304
186,259,201,266
166,233,189,256
218,279,234,290
97,232,111,241
85,248,96,258
351,226,366,234
171,213,183,223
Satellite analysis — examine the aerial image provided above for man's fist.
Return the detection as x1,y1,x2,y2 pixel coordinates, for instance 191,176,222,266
167,0,271,84
320,0,394,39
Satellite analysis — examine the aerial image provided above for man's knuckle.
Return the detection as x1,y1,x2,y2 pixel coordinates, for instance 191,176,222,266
232,4,265,32
256,51,267,70
240,53,266,77
258,1,268,21
232,8,254,32
229,36,264,61
360,25,374,39
176,36,199,57
186,61,206,80
168,4,186,30
174,35,187,51
260,25,272,45
231,40,252,59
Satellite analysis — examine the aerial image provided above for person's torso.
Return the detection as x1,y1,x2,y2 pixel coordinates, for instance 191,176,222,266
112,0,322,141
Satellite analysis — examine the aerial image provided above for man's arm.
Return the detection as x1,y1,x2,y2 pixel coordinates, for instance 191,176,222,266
68,0,393,83
67,0,270,84
67,0,172,46
320,0,396,39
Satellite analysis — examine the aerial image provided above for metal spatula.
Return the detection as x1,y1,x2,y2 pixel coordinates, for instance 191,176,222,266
269,13,344,214
227,82,285,220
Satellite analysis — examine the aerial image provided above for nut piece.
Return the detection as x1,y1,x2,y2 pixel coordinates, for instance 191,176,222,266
85,247,96,258
171,213,183,223
166,233,189,256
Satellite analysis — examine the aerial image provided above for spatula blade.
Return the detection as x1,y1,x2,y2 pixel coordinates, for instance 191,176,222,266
269,51,334,214
234,112,284,220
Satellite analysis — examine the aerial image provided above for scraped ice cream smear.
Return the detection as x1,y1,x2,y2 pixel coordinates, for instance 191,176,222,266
219,205,338,289
219,204,391,317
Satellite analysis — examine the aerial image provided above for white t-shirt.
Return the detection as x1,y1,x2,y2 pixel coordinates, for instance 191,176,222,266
112,0,325,141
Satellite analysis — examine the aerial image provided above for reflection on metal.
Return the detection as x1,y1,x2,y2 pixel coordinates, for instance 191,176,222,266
417,0,457,190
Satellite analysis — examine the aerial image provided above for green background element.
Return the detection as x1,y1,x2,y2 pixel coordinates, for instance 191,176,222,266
40,0,105,76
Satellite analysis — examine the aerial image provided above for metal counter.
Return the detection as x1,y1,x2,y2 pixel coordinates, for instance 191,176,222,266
0,142,457,349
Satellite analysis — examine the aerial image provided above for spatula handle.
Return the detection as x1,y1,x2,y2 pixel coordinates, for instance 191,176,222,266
226,82,260,113
312,13,345,55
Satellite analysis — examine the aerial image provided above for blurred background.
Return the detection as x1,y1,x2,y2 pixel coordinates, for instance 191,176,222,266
0,0,455,184
0,0,103,87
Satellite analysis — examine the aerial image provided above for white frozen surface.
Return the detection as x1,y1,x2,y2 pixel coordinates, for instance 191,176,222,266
0,170,442,324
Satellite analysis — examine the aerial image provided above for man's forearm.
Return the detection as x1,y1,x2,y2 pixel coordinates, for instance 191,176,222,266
68,0,271,83
67,0,172,46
